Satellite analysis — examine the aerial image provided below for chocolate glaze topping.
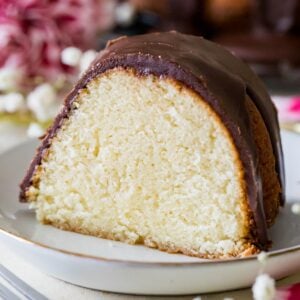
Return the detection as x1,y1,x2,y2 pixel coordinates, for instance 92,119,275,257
20,32,284,249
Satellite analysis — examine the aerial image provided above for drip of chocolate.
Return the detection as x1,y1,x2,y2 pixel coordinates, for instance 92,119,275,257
20,32,284,248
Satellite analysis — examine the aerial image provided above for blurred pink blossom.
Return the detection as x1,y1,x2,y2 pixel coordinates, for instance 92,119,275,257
288,97,300,113
273,95,300,122
276,282,300,300
0,0,114,83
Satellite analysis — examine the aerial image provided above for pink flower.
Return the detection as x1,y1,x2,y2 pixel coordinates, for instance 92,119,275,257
277,282,300,300
273,96,300,122
0,0,114,84
288,98,300,113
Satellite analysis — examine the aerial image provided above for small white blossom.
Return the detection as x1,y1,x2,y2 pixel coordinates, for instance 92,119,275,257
257,251,268,266
27,123,44,138
291,203,300,215
252,274,276,300
0,68,21,92
0,92,26,113
115,2,135,26
79,50,97,73
61,47,82,67
27,83,58,121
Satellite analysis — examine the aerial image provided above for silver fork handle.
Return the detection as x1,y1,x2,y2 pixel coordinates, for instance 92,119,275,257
0,264,48,300
0,282,20,300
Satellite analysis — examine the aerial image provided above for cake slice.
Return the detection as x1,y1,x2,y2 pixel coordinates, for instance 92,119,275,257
20,32,284,259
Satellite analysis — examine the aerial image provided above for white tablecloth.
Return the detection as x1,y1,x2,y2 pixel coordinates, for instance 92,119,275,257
0,121,299,300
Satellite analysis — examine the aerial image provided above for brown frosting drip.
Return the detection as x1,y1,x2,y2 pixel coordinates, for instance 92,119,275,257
19,32,284,249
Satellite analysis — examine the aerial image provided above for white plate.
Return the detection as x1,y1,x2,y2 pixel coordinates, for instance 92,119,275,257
0,130,300,295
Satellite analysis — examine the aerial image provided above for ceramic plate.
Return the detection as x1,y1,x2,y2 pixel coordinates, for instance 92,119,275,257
0,130,300,295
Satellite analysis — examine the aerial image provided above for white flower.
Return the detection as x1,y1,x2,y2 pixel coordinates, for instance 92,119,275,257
27,83,58,121
257,251,268,265
5,93,26,113
252,274,276,300
0,68,21,92
291,203,300,215
61,47,82,67
27,123,44,138
115,2,135,26
79,50,97,74
1,93,26,113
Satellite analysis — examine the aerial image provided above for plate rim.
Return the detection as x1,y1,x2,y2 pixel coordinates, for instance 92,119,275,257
1,130,300,266
1,225,300,266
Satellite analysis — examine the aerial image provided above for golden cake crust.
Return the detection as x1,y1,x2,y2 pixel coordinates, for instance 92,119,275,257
245,97,281,226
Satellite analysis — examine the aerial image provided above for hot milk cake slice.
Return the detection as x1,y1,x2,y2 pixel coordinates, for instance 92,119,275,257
20,32,284,258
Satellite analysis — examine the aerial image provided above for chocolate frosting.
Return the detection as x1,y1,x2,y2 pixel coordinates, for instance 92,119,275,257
20,32,284,249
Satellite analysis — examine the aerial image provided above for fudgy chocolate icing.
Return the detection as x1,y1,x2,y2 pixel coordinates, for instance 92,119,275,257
20,32,284,249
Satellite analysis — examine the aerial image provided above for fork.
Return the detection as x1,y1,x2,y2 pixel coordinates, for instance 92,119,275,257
0,264,48,300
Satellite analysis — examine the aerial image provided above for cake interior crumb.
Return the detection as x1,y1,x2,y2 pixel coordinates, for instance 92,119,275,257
29,69,252,257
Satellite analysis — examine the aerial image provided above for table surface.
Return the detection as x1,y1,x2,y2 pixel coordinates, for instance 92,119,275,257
0,121,300,300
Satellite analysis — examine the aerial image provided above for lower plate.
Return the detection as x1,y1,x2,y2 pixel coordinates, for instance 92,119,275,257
0,130,299,295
